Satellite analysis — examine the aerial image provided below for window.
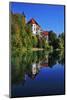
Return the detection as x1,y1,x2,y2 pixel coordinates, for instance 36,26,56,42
33,24,36,31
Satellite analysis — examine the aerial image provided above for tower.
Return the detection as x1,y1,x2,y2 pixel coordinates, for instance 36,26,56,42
22,12,26,26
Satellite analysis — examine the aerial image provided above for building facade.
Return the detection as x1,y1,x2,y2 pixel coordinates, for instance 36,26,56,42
27,18,42,35
27,18,48,40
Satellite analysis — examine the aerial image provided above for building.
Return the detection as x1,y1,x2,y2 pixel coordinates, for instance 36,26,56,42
41,31,48,41
27,18,42,35
13,12,49,41
27,18,48,40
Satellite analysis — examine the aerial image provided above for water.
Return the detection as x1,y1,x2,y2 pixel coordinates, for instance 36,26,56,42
11,50,65,97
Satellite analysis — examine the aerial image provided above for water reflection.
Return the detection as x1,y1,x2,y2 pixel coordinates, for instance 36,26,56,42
11,50,64,85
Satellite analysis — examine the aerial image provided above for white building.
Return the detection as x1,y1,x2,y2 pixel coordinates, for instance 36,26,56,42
27,18,48,40
27,18,42,35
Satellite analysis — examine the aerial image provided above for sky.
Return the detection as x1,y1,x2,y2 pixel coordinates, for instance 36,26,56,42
10,2,65,35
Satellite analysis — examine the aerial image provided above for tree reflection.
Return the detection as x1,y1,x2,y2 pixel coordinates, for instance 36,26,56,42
11,50,64,85
48,50,64,67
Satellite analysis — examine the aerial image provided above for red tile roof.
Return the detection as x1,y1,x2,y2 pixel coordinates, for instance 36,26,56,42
42,31,48,36
30,19,36,24
27,18,40,27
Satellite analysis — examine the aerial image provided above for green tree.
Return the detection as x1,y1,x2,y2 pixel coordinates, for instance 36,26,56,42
58,33,64,47
48,31,57,49
11,13,22,56
32,35,38,48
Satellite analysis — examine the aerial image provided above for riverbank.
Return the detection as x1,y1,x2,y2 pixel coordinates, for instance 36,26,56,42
32,48,44,51
22,47,44,52
21,47,64,53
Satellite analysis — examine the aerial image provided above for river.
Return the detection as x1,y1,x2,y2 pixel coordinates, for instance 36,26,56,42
11,50,65,97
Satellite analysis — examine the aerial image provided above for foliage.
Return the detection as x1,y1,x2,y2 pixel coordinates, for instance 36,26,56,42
11,12,33,57
48,31,64,50
32,35,38,48
48,31,57,45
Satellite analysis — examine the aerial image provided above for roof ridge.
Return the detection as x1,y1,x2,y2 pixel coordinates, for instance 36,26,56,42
27,18,41,27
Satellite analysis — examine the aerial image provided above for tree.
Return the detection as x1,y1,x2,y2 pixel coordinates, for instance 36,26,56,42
26,24,33,49
58,33,64,47
48,31,57,49
11,13,22,56
49,31,57,43
32,35,38,48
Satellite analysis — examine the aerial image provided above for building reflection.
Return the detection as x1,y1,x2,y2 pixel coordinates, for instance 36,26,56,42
26,50,64,80
11,50,64,84
26,54,49,79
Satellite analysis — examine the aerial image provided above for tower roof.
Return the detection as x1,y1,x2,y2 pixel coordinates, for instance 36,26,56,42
22,12,26,17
